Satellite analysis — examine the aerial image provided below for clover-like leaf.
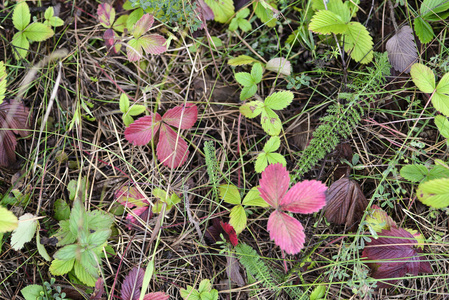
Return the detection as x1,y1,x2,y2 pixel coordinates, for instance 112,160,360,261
13,2,31,31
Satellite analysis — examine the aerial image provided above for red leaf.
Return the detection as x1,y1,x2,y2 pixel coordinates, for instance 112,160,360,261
280,180,327,214
124,113,162,146
156,124,189,168
267,210,305,254
220,221,238,246
142,292,170,300
139,35,167,55
104,28,119,52
258,163,290,208
90,278,104,300
362,228,432,288
162,103,198,129
121,267,144,300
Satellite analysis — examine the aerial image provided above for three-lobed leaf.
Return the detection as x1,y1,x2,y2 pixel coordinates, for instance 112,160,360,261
97,3,115,28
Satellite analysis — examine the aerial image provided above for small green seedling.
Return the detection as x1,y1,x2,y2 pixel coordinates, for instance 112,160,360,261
119,93,146,126
219,184,268,234
229,8,251,32
240,90,293,135
255,136,286,173
235,63,263,100
151,188,181,214
43,7,64,28
180,279,218,300
12,2,55,60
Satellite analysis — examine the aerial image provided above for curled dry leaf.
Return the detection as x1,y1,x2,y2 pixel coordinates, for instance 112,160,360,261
324,178,368,229
386,26,418,74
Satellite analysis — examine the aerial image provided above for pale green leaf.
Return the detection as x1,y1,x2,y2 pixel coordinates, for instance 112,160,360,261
264,91,293,110
198,279,212,293
128,105,146,116
204,0,234,23
238,19,252,32
140,259,155,300
80,250,100,277
413,17,434,44
44,7,55,20
229,18,238,31
127,38,143,61
242,186,268,207
180,286,200,300
74,260,97,286
0,61,6,104
309,10,348,34
54,244,79,261
219,184,241,205
435,115,449,138
266,57,291,76
400,164,428,182
261,107,282,135
153,188,169,203
11,213,37,250
432,93,449,117
239,100,263,118
263,136,280,152
13,2,30,31
343,22,373,64
235,72,254,86
236,7,250,19
327,0,351,23
113,15,128,32
23,23,54,42
428,164,449,180
310,285,326,300
36,231,51,261
119,93,130,113
87,229,111,247
229,205,247,234
417,178,449,208
49,258,75,275
126,8,144,31
228,55,259,66
12,32,30,60
123,115,134,126
266,152,286,166
255,153,268,173
253,0,277,27
21,285,45,300
410,63,436,93
240,85,257,100
436,72,449,94
45,16,64,27
0,206,18,233
251,63,263,83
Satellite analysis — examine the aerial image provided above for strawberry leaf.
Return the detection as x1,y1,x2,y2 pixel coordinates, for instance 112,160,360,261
229,205,246,234
251,63,263,84
127,38,144,62
343,21,373,64
121,267,144,300
242,186,267,207
115,185,148,208
23,23,54,42
0,206,18,233
235,72,254,86
12,32,30,60
260,107,282,135
156,124,189,168
120,93,130,113
264,91,294,110
258,163,290,208
97,3,115,28
411,63,436,93
0,61,6,104
142,292,169,300
365,205,397,233
162,104,198,129
417,178,449,208
309,10,348,34
280,180,327,214
267,210,305,254
124,113,162,146
240,100,263,118
220,221,238,246
219,184,241,205
139,34,167,55
13,2,31,31
132,14,154,39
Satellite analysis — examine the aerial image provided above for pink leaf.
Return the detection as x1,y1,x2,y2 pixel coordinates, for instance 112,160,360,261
126,206,150,227
162,103,198,129
121,267,144,300
97,3,115,28
280,180,327,214
198,0,214,21
142,292,170,300
103,28,119,52
156,124,189,168
258,163,290,208
133,14,154,38
220,221,238,246
124,113,162,145
139,35,167,55
267,210,305,254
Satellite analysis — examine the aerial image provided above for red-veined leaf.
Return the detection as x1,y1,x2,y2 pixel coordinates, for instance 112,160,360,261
124,113,162,145
267,210,305,254
142,292,170,300
162,103,198,129
132,14,154,38
280,180,327,214
97,3,115,28
121,267,144,300
139,34,167,55
258,163,290,208
156,124,189,168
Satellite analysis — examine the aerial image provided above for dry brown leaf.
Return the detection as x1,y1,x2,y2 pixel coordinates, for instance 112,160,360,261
386,25,418,74
226,253,245,286
324,178,368,229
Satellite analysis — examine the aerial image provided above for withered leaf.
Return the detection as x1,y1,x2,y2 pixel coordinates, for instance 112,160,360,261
324,178,368,229
386,26,418,74
226,253,246,286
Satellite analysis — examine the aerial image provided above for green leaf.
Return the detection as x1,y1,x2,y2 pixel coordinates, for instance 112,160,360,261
11,213,37,250
12,32,30,60
343,22,373,64
54,220,77,246
198,279,212,293
23,23,54,42
435,115,449,138
120,93,130,113
242,187,267,207
140,258,155,300
44,7,64,27
0,206,18,233
255,153,269,173
228,55,259,66
431,92,449,117
436,72,449,94
87,210,114,231
266,152,286,166
69,199,86,236
428,165,449,180
238,19,252,32
36,231,51,261
251,63,263,84
309,10,348,34
0,61,6,104
327,0,351,23
264,91,294,110
253,0,277,27
180,286,200,300
417,178,449,208
13,2,30,31
410,63,436,93
80,250,100,277
263,136,280,152
420,0,449,20
74,259,97,286
413,17,434,44
260,107,282,135
123,115,134,126
87,229,111,247
219,184,241,205
235,72,254,86
21,285,45,300
126,8,144,31
310,285,326,300
113,15,128,32
44,7,55,20
400,164,428,182
229,205,246,234
240,85,257,100
50,258,75,275
240,100,263,118
128,105,146,116
54,199,71,221
237,7,250,19
204,0,234,23
54,244,79,261
228,18,238,31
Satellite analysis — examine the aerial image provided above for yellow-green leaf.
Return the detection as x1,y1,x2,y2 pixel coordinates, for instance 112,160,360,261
204,0,234,23
0,206,18,233
219,184,241,205
417,178,449,208
410,63,436,93
228,55,259,66
242,186,268,207
229,205,246,234
12,32,30,60
343,22,373,64
23,23,54,42
13,2,30,31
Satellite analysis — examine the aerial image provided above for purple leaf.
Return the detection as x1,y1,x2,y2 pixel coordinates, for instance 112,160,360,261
386,26,418,74
121,267,145,300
